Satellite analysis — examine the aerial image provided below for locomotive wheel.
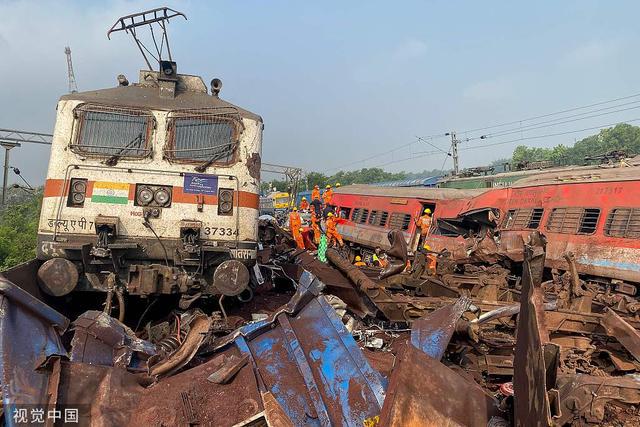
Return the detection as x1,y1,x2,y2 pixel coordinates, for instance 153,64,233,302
213,259,250,297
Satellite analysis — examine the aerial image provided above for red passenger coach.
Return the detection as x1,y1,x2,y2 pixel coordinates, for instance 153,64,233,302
426,164,640,286
332,185,488,253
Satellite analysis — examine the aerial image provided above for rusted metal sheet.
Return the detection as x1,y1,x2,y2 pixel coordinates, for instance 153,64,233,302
513,232,558,427
410,296,471,360
287,250,377,318
209,272,386,426
378,344,501,427
600,308,640,363
555,374,640,425
70,310,156,370
0,278,69,415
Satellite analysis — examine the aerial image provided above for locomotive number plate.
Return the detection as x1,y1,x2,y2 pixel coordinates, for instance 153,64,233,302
203,227,239,236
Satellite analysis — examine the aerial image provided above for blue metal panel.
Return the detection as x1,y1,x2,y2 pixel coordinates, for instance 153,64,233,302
215,275,386,426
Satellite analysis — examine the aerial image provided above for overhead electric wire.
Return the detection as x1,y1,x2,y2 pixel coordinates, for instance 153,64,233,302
326,132,449,173
459,118,640,151
469,103,640,141
459,91,640,135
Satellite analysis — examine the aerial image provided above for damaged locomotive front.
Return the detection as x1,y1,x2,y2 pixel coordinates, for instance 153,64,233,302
36,60,263,302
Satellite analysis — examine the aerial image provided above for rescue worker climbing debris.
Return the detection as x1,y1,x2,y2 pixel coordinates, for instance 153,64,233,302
416,208,432,244
299,196,309,210
323,184,333,206
294,227,305,249
354,255,366,267
423,243,437,274
325,212,344,247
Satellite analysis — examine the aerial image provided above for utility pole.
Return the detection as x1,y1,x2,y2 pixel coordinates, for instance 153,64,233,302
449,131,460,175
1,142,20,207
65,46,78,93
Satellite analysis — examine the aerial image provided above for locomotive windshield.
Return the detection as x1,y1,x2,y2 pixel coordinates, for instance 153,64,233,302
72,105,153,157
167,113,242,164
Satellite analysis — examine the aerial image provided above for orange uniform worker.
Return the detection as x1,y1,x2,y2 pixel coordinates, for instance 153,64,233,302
354,255,366,267
311,185,321,201
289,207,302,231
299,197,309,210
323,185,333,205
423,244,437,273
325,212,344,247
416,208,432,237
311,212,321,244
294,227,305,249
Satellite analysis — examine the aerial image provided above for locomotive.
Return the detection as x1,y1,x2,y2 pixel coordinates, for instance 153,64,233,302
35,8,263,304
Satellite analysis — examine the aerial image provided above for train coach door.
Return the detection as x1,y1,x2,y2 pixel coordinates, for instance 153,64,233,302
410,202,436,252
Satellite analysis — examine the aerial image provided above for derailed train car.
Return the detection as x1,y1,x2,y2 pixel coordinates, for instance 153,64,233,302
333,161,640,290
36,59,263,301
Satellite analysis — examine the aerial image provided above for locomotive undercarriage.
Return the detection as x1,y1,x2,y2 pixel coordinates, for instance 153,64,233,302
36,231,257,302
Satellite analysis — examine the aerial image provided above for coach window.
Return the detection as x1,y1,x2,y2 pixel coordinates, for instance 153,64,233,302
546,207,600,235
166,111,243,163
503,208,544,230
351,208,362,222
389,212,412,231
71,105,153,159
604,208,640,238
368,211,389,227
340,207,352,219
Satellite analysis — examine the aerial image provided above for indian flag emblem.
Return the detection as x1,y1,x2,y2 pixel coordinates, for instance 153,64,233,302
91,181,130,205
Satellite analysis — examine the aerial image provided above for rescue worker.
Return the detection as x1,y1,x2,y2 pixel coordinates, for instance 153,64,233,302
299,196,309,210
415,208,432,244
325,212,344,247
289,207,302,232
354,255,366,267
423,244,437,273
311,185,321,201
311,212,321,244
335,182,341,188
293,227,305,249
323,184,333,206
372,247,389,268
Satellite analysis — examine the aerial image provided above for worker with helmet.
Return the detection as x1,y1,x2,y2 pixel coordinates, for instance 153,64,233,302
289,207,302,232
335,182,341,188
323,184,333,206
353,255,366,267
423,243,437,273
294,227,305,249
325,212,344,247
372,247,389,268
311,185,321,201
299,196,309,210
416,208,432,239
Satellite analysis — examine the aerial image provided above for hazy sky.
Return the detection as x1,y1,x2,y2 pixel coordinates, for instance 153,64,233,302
1,0,640,185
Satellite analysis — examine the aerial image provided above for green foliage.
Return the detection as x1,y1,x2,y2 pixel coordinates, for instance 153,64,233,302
511,124,640,166
0,189,42,270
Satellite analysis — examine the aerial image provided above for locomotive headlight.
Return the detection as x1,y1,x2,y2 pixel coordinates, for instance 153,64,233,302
137,187,154,206
67,178,87,207
154,188,171,206
218,188,234,216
